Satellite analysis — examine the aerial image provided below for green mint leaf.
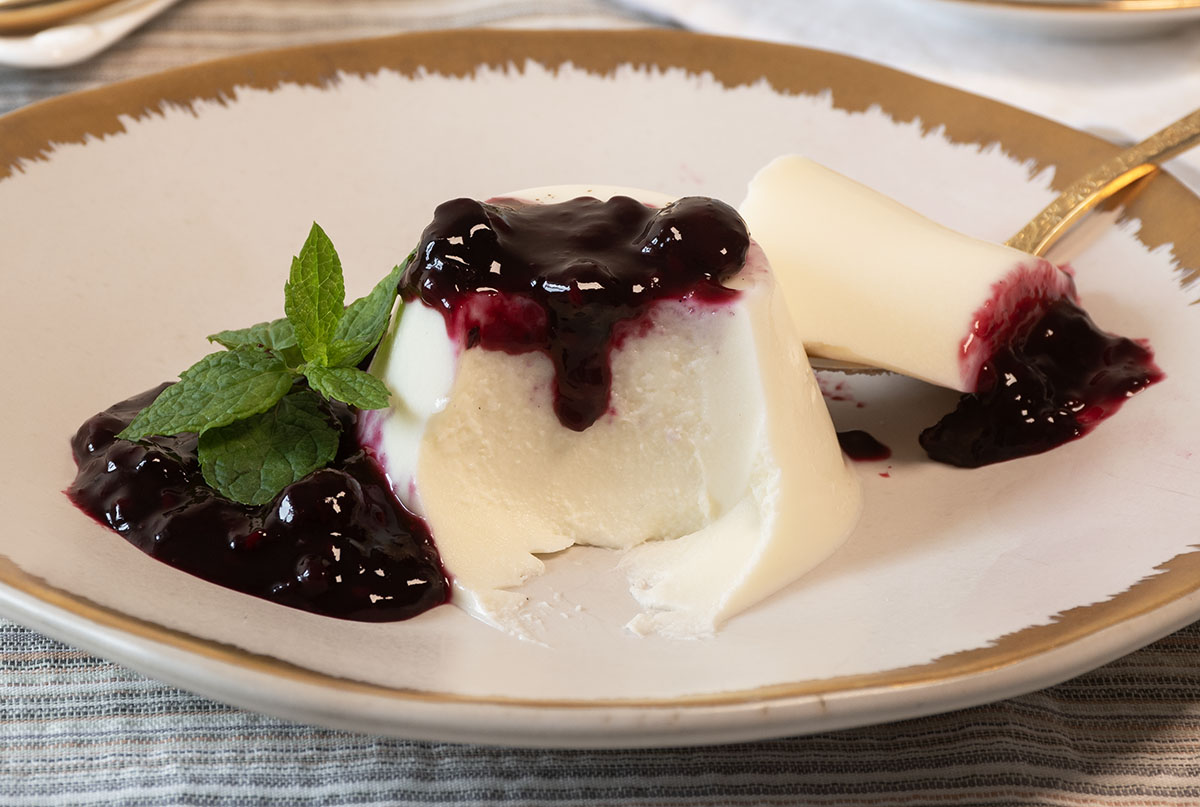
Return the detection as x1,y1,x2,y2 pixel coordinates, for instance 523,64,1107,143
209,318,304,368
329,262,405,367
276,344,306,370
207,317,296,351
284,222,345,366
304,364,391,410
118,346,295,440
198,390,340,505
325,338,376,369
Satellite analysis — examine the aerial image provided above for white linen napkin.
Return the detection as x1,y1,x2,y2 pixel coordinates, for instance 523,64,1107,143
619,0,1200,191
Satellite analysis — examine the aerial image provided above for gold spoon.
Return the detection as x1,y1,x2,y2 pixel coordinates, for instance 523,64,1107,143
1007,107,1200,255
809,106,1200,374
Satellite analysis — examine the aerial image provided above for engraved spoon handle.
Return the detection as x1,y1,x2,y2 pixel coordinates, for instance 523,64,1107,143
1006,107,1200,257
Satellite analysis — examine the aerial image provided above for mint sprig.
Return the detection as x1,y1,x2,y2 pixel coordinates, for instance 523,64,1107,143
286,223,346,366
118,223,407,505
120,347,295,440
304,365,392,411
327,261,406,367
198,390,341,506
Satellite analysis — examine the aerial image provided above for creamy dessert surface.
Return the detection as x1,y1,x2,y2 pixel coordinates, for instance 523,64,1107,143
740,156,1076,393
741,156,1161,468
362,184,863,638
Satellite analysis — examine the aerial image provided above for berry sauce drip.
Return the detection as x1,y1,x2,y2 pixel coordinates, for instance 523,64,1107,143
920,298,1164,467
402,195,750,431
837,430,892,461
67,385,449,622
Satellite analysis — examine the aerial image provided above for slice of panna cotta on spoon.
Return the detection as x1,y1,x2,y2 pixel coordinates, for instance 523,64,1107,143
740,156,1163,468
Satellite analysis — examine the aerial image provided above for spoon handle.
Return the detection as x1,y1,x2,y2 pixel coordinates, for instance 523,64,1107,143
1006,107,1200,257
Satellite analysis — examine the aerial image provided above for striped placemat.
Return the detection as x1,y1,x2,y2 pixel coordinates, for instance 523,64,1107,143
4,1,1200,804
4,618,1200,805
0,0,660,115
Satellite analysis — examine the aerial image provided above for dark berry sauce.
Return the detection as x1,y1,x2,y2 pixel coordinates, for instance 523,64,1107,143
837,430,892,461
955,259,1077,392
402,195,749,431
921,297,1164,467
67,385,448,621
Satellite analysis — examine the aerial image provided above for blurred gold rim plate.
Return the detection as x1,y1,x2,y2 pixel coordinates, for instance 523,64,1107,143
0,30,1197,747
0,0,123,33
920,0,1200,34
940,0,1200,10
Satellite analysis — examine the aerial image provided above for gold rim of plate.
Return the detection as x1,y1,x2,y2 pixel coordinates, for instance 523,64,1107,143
0,0,124,33
930,0,1200,12
1,29,1198,711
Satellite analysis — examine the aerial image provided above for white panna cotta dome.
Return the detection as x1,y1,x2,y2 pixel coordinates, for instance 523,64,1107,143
359,185,863,638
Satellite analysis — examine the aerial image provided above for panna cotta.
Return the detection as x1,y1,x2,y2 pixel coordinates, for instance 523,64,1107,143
64,159,1165,629
360,185,863,637
740,156,1078,393
741,156,1163,467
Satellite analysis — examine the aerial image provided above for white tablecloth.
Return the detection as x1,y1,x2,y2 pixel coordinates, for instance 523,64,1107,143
623,0,1200,191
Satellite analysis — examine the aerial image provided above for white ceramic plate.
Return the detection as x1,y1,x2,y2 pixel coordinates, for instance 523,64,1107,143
1,30,1199,748
915,0,1200,37
0,0,181,68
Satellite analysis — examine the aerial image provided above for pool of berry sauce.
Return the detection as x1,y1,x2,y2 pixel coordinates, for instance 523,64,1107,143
402,195,750,431
920,297,1164,467
67,384,448,621
955,259,1078,393
836,430,892,462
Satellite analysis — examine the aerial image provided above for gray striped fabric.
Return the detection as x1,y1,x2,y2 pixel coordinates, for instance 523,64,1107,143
0,0,662,116
5,617,1200,805
5,1,1200,804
